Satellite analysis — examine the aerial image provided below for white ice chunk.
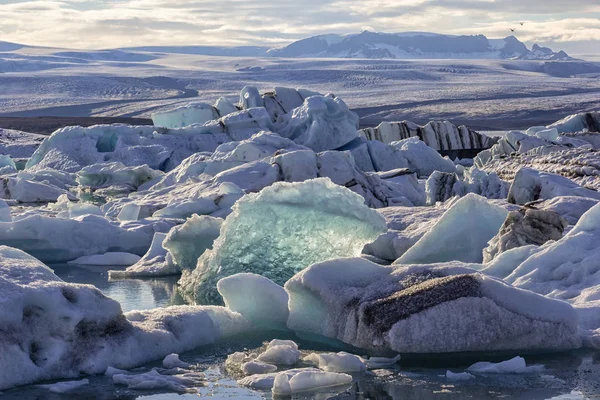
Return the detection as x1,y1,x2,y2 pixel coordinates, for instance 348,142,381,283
237,367,320,390
163,214,222,271
390,137,456,177
242,361,277,375
217,273,289,329
0,200,11,222
38,379,89,393
76,162,163,190
396,193,508,264
363,355,401,369
113,369,204,393
271,370,352,396
467,356,543,374
67,252,141,266
162,354,190,369
304,352,366,373
275,95,359,152
257,345,301,366
117,203,141,221
535,128,559,142
109,232,179,278
105,366,130,377
508,168,600,205
152,102,219,129
286,257,580,354
446,371,475,381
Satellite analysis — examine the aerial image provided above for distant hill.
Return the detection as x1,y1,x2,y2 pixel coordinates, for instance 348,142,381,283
0,32,575,61
267,31,574,61
0,41,26,52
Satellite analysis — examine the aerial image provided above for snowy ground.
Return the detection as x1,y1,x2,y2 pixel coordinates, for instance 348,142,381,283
0,46,599,129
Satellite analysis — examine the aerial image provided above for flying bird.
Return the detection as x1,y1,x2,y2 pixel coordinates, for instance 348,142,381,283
510,28,515,32
520,22,524,26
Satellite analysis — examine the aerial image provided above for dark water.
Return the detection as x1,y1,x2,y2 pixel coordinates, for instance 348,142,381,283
2,265,599,400
51,264,186,312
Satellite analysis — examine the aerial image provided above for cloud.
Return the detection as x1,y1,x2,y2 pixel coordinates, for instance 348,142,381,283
0,0,598,53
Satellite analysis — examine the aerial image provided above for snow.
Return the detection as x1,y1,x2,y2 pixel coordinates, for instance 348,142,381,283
217,273,289,329
178,178,387,304
271,370,352,395
37,379,90,393
396,193,508,264
467,356,543,374
67,252,141,266
109,232,178,278
162,214,222,271
286,257,580,354
531,196,600,226
304,352,366,373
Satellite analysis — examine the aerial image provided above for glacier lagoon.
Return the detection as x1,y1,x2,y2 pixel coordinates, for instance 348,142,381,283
1,84,600,398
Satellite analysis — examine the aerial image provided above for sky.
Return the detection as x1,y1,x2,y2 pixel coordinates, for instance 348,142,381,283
0,0,599,54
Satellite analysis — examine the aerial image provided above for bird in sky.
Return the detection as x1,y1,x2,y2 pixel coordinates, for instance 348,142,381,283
520,22,524,26
510,28,515,32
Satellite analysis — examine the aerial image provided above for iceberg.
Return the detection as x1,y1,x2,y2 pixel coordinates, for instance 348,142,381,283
178,178,387,304
275,95,360,152
162,214,222,271
0,245,250,390
109,232,179,278
152,102,221,129
304,352,366,373
483,208,567,263
504,202,600,331
389,137,456,177
76,162,164,191
0,213,178,263
360,120,494,151
396,193,508,264
67,252,141,266
272,370,352,396
508,167,600,204
285,257,580,353
217,273,289,329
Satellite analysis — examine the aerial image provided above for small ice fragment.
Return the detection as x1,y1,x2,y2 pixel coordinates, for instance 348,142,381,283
38,379,89,393
446,371,475,381
242,361,277,375
163,353,190,369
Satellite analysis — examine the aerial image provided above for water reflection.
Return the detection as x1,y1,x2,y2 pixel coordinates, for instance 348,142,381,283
50,264,187,312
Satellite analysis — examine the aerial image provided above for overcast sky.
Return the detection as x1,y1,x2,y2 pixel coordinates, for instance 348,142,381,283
0,0,599,54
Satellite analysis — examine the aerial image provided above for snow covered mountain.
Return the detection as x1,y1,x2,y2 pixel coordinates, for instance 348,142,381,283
267,31,573,60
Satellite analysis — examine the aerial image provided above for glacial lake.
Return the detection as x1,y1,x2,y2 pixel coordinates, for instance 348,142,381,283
1,264,599,400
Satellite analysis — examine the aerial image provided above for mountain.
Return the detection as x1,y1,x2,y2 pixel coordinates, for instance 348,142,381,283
119,45,270,57
267,31,574,60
